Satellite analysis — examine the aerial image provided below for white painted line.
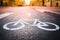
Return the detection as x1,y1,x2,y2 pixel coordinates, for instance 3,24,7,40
35,9,51,12
0,12,13,19
35,9,60,14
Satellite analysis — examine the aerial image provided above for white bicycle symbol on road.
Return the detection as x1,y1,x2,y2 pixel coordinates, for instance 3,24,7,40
3,19,60,31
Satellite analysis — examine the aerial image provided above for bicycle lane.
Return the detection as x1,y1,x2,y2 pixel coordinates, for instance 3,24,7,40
0,7,60,40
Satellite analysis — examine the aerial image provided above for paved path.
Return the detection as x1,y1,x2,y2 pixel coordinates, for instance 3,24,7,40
0,7,60,40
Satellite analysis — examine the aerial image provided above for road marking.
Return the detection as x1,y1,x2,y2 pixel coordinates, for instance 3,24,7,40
3,19,60,31
35,9,60,14
36,9,52,12
0,12,13,19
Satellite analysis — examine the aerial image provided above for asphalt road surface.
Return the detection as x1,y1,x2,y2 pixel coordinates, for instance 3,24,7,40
0,7,60,40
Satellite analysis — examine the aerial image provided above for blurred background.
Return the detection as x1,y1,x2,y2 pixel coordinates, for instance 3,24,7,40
0,0,60,7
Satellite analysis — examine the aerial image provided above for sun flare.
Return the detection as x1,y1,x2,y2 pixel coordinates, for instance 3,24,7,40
25,0,30,5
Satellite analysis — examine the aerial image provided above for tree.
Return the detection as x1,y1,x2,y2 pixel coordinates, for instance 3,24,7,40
50,0,52,7
0,0,3,6
42,0,45,6
8,0,15,6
